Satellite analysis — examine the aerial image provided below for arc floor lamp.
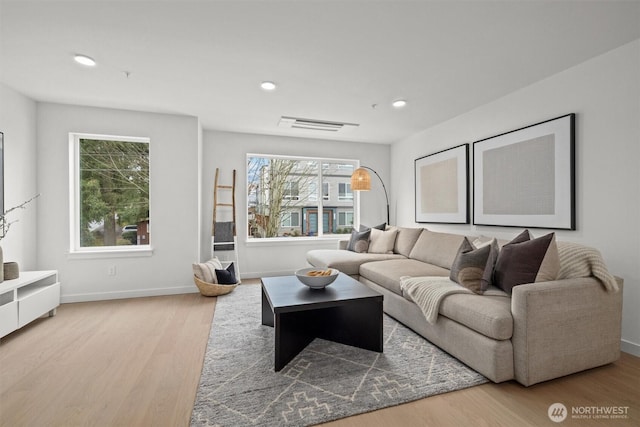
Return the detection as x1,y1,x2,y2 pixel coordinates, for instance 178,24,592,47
350,166,390,225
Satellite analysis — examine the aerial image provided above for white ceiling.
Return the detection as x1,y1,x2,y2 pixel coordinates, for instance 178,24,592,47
1,1,639,144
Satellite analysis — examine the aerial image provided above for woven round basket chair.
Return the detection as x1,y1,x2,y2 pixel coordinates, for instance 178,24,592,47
194,275,237,297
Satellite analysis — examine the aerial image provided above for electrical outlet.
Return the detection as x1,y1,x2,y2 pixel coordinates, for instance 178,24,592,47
107,265,116,276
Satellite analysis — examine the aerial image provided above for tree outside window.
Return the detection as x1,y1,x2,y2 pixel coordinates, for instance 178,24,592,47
73,135,150,248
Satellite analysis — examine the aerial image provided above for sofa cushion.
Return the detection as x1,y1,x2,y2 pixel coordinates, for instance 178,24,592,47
440,293,513,340
347,228,371,253
408,229,465,270
449,237,493,294
390,227,424,257
306,249,405,276
493,231,560,294
359,258,450,295
368,228,398,254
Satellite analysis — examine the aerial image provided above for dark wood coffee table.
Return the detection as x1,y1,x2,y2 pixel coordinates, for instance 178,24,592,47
261,273,383,371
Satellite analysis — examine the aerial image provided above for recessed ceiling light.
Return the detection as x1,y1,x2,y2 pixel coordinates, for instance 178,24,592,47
74,54,96,67
261,81,277,91
392,99,407,108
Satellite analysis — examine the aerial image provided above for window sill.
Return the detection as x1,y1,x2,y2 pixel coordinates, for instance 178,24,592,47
245,236,348,247
67,246,154,260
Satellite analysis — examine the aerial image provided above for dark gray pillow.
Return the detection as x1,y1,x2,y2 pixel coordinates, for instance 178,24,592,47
215,262,237,284
493,231,560,294
449,237,492,294
347,228,371,253
481,229,530,289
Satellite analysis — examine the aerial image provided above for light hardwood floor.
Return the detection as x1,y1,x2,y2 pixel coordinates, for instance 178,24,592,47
1,286,638,427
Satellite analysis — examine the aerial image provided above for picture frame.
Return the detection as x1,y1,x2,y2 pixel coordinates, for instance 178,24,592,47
415,143,469,224
473,113,575,229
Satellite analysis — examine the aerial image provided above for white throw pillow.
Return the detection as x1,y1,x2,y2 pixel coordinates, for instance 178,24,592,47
192,257,224,283
368,228,398,254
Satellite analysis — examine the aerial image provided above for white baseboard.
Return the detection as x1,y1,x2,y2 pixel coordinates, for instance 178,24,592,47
621,339,640,357
61,285,198,303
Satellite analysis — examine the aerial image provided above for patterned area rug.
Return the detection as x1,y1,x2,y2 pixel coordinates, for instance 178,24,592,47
191,284,487,426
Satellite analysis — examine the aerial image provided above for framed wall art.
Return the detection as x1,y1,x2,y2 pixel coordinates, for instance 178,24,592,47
473,113,575,230
415,143,469,224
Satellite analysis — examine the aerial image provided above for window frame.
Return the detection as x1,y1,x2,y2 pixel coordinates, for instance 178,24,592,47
68,132,152,257
246,153,359,242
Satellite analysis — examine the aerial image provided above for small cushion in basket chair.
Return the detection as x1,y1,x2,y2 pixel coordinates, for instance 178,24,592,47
192,257,224,284
215,262,238,285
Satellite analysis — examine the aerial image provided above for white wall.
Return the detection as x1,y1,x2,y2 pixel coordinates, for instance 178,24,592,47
0,83,38,270
36,103,202,302
391,40,640,355
202,130,390,277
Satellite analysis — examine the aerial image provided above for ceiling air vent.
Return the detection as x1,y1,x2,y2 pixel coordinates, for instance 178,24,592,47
278,116,359,133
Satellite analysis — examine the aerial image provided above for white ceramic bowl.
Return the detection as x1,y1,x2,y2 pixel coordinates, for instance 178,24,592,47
295,267,339,289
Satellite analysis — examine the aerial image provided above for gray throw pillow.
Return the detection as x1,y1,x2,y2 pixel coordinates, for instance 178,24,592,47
449,237,493,294
347,228,371,253
480,239,500,290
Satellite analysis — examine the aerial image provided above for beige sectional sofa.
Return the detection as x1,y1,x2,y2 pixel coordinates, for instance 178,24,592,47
306,227,623,386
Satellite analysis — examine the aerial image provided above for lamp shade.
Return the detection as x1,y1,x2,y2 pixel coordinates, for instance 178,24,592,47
351,167,371,191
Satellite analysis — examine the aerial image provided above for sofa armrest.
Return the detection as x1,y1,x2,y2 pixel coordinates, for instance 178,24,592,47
338,240,349,250
511,276,623,386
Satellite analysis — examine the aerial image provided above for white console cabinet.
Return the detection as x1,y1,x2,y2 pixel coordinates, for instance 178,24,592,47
0,270,60,340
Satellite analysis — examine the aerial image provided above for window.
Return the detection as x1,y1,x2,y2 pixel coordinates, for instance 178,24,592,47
70,133,150,253
308,182,329,201
283,181,300,200
280,211,300,227
338,182,353,201
338,211,354,227
247,154,356,239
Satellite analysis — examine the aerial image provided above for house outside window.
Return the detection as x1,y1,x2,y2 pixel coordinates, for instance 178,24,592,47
69,133,150,253
247,154,357,239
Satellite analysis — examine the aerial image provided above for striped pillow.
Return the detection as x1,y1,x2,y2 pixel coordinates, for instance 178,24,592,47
192,257,224,284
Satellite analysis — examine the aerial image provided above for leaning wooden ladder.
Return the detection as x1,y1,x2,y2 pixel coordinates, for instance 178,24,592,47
212,168,240,280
